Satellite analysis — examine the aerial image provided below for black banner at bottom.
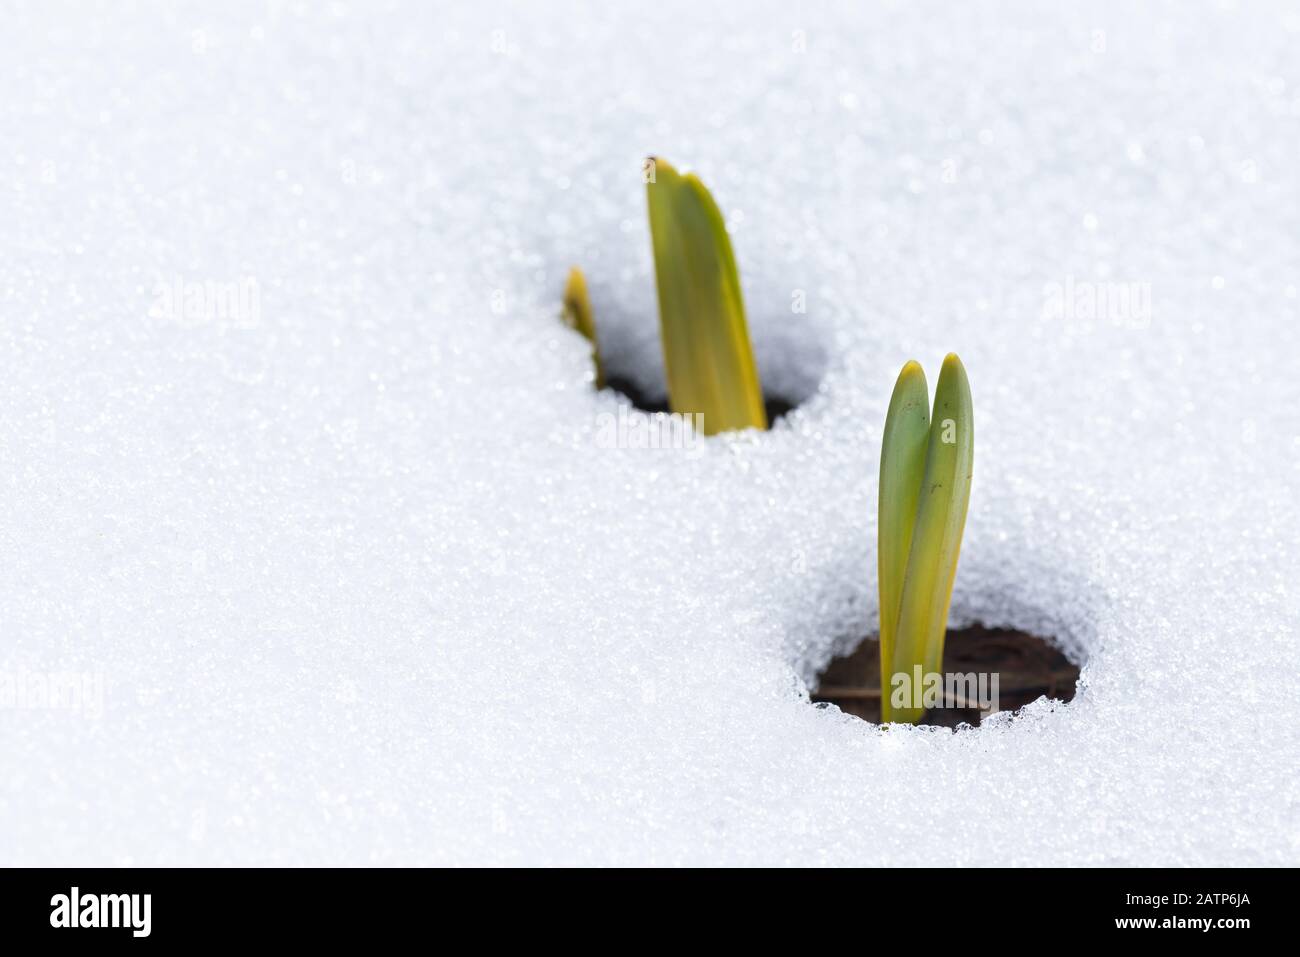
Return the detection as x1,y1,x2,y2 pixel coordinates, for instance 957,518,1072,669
0,867,1278,947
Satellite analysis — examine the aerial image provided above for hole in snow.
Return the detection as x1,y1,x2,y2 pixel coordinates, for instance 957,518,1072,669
603,374,797,425
811,625,1081,729
586,275,826,427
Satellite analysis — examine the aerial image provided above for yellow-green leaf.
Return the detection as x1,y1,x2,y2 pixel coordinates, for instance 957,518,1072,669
561,265,604,389
645,157,766,435
878,360,929,722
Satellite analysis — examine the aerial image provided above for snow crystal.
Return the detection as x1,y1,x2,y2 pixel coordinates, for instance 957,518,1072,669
1,1,1296,865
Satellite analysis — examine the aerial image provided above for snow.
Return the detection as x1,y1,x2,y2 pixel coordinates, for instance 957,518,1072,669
1,0,1297,865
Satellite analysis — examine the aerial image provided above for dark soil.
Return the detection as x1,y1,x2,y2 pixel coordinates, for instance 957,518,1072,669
812,624,1080,728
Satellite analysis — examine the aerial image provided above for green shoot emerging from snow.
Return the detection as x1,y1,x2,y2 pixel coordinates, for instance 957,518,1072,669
561,266,604,389
878,354,974,724
562,157,767,435
645,157,766,435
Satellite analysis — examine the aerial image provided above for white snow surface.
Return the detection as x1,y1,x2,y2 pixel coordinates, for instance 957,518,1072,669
2,0,1298,866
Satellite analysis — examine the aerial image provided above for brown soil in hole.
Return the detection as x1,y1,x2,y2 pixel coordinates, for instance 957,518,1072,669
605,375,795,423
812,625,1080,728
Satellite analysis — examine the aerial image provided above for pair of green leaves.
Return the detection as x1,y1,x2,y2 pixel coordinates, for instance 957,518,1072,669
878,355,974,724
562,157,767,436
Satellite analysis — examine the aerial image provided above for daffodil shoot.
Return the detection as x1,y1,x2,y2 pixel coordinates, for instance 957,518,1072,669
878,354,974,724
563,157,767,436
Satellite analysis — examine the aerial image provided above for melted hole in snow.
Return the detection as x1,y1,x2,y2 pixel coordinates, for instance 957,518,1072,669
603,374,797,425
588,282,827,427
812,625,1081,729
